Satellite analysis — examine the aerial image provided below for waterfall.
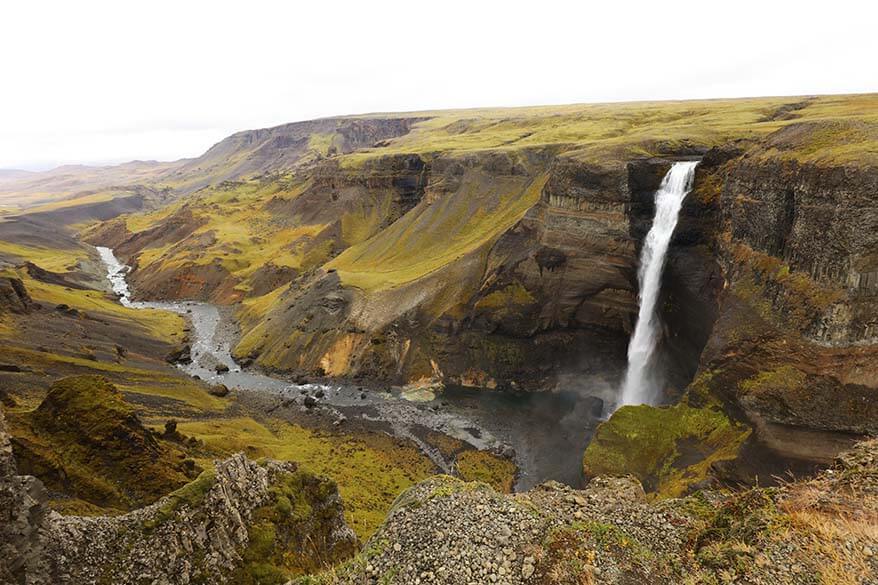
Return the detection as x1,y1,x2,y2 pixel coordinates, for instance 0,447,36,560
618,161,698,407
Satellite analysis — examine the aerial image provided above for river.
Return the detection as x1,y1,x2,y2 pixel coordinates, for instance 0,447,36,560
96,246,610,489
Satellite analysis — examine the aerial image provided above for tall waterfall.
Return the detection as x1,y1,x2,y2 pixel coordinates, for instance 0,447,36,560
618,161,698,407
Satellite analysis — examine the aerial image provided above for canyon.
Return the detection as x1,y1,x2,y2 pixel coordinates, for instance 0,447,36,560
0,93,876,583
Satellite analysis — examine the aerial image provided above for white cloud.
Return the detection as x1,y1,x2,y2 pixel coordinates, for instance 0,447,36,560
1,0,875,169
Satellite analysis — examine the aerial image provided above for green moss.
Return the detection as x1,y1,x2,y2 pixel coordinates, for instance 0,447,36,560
730,243,844,330
473,281,536,313
143,469,217,530
455,450,516,493
307,133,339,157
232,470,357,584
739,365,807,396
582,400,750,498
10,376,195,512
328,173,546,291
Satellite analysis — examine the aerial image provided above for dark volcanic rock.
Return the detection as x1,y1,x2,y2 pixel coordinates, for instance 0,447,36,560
0,277,34,314
165,344,192,365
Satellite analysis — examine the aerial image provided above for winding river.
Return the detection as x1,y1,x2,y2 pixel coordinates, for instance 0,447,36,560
96,246,609,489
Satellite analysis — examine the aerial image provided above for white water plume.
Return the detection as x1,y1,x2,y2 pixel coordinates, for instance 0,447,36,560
618,161,698,408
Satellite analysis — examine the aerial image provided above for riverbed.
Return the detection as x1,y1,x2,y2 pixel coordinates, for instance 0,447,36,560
96,246,614,489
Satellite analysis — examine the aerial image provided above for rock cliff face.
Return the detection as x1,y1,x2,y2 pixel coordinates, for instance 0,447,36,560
0,407,52,584
686,136,878,462
0,406,358,584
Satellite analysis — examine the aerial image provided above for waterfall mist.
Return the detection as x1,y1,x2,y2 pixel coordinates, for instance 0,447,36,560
618,161,698,408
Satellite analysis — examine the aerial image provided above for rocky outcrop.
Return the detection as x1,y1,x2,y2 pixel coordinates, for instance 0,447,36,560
0,276,35,314
0,403,358,584
0,407,52,584
41,455,357,584
582,389,751,497
310,438,878,584
9,375,196,511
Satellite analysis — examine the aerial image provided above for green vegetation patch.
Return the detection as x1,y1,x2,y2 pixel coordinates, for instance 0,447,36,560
539,519,671,583
691,489,788,575
730,243,844,331
582,398,750,498
18,267,185,342
738,365,807,397
8,375,196,511
231,470,357,584
455,450,516,493
473,281,536,315
328,173,546,291
143,468,217,530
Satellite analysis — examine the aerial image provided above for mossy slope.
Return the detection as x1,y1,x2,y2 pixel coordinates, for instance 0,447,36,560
582,392,750,498
8,375,197,510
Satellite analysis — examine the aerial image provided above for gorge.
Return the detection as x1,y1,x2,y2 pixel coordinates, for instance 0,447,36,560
1,93,876,584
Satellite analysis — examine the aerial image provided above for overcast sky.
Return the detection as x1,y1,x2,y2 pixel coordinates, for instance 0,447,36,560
1,0,875,170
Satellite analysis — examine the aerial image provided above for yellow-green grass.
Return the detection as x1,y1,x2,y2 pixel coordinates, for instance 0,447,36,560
307,132,341,156
125,203,179,232
328,173,547,291
9,375,195,511
0,312,14,337
20,272,184,342
123,179,326,288
174,416,435,539
0,346,178,380
21,190,115,214
339,94,878,168
0,241,90,273
237,285,287,330
338,190,397,247
455,450,516,493
118,380,226,411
